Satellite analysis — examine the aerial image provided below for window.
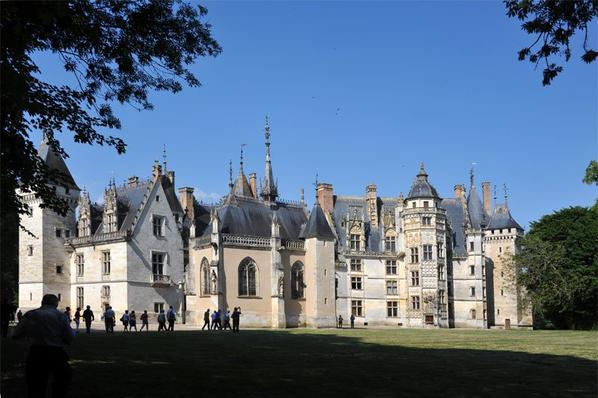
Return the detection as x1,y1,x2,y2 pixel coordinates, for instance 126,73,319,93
470,265,475,276
422,216,431,226
65,187,70,194
385,260,397,275
411,296,420,310
351,300,363,317
470,309,477,319
386,280,398,295
410,247,419,263
469,241,475,252
155,195,160,202
499,247,503,253
423,201,429,208
27,245,33,256
201,258,210,296
439,290,446,310
153,215,165,237
102,251,111,275
410,271,420,286
470,287,476,297
412,202,416,208
350,258,362,272
76,254,84,277
423,245,433,261
64,229,71,238
482,287,486,297
238,258,258,296
387,301,398,317
77,287,84,309
500,289,504,296
501,271,504,278
350,234,361,251
385,235,396,252
291,262,305,299
351,276,363,290
483,309,487,320
437,243,443,258
106,214,116,233
438,264,445,280
56,265,63,274
154,302,164,313
497,308,500,316
101,285,110,298
152,252,165,276
55,228,62,238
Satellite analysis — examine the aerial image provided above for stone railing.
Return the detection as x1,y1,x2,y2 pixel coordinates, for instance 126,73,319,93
282,240,305,250
222,234,271,249
67,230,130,246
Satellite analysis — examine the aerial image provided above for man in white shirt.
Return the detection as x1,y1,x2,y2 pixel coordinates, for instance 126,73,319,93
13,294,74,398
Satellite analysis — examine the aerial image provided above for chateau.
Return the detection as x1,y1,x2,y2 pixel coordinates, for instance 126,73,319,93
18,123,532,329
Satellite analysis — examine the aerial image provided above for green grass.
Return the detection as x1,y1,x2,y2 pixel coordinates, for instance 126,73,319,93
2,328,597,397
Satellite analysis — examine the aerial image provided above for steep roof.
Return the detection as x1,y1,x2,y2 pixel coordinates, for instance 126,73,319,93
301,203,335,240
38,137,79,190
440,198,468,257
486,203,523,231
407,163,439,199
467,185,487,230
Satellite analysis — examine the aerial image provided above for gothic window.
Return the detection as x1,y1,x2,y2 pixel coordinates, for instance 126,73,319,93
350,234,361,251
64,229,71,238
351,300,363,317
77,287,84,309
422,216,432,226
410,248,419,263
78,218,89,237
238,258,258,297
153,216,165,237
387,301,398,317
76,254,84,277
201,258,210,296
350,258,362,272
423,245,433,261
386,280,398,295
385,260,397,275
410,296,420,310
410,271,420,286
152,252,165,276
291,261,305,299
351,276,363,290
102,251,111,275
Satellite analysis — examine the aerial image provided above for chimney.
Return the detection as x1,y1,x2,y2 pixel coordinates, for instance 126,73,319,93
152,160,162,179
127,176,139,187
482,182,492,213
366,184,378,226
167,170,175,185
178,187,195,220
454,184,465,198
249,173,257,198
316,183,334,214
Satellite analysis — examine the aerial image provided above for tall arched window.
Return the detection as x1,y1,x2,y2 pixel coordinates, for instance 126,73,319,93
291,262,305,299
201,258,210,296
239,258,258,296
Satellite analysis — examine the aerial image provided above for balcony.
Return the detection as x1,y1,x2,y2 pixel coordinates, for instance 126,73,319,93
151,274,171,287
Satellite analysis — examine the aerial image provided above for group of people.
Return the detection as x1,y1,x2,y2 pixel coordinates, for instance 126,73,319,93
99,306,175,333
337,314,356,329
202,307,242,332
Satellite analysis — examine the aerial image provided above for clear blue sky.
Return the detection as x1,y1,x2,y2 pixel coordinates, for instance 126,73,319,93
35,1,597,229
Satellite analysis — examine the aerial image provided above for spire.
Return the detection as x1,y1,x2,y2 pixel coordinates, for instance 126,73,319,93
260,115,278,202
239,144,246,175
503,184,509,207
162,144,167,172
228,160,233,190
470,166,475,189
38,135,79,190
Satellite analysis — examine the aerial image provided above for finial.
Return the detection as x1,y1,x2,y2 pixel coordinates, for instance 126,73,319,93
300,187,305,203
239,144,246,174
265,115,271,143
503,183,509,207
470,167,474,188
228,160,233,189
417,162,428,178
162,144,167,172
493,184,497,207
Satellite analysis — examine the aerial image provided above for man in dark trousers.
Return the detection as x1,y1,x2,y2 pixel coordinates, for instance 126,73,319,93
350,314,355,329
231,307,242,333
82,305,94,334
13,294,74,398
202,309,210,330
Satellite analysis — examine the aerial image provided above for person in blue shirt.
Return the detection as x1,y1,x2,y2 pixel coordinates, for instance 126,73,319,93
167,306,176,331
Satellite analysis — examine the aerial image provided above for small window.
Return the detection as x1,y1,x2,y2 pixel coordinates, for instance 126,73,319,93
57,293,61,301
437,243,444,259
77,287,84,309
387,301,398,317
470,287,476,297
351,300,363,317
497,308,500,315
65,187,70,194
29,292,32,301
386,280,398,295
155,195,160,202
351,276,363,290
470,265,475,276
56,265,63,274
385,260,397,275
350,258,362,272
469,241,474,252
423,201,429,208
64,229,71,238
410,295,420,310
438,264,445,280
412,202,416,208
102,251,111,275
470,309,477,319
27,245,33,256
55,229,62,238
422,216,432,226
423,245,433,261
154,302,164,313
499,247,503,253
410,271,420,286
410,247,419,263
153,215,165,237
500,289,504,296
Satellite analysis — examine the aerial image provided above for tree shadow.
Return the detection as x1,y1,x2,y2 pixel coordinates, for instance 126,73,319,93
2,329,596,398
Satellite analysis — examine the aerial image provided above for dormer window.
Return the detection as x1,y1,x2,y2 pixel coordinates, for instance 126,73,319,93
153,215,165,237
350,234,361,251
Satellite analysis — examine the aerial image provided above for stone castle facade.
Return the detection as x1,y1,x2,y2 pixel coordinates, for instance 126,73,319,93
18,123,532,328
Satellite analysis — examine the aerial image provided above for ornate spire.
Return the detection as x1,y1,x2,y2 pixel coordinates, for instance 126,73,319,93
260,115,278,202
228,160,233,190
239,144,246,175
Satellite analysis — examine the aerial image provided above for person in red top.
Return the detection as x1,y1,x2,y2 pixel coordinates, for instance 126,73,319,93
139,310,149,332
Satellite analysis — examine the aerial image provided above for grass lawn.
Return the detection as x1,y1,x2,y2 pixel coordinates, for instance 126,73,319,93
2,328,597,397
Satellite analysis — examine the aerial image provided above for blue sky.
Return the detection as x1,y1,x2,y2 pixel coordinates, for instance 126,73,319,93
36,1,597,229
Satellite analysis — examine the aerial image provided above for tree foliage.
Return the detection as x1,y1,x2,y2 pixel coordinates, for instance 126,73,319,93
512,206,598,329
583,160,598,185
0,0,221,304
505,0,598,85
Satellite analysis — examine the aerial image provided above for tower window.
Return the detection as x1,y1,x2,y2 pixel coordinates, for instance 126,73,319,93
350,258,362,272
422,216,432,226
56,265,63,274
423,201,429,208
410,271,420,286
27,245,33,256
55,229,62,238
470,287,476,297
412,202,416,208
423,245,433,261
351,276,363,290
470,265,475,276
410,247,419,263
469,241,475,252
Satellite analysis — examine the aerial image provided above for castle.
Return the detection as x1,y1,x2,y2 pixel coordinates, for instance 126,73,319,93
18,122,532,328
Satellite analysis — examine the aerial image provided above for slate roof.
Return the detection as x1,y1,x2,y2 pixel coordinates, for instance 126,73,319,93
38,137,79,190
486,203,523,231
407,163,439,199
301,203,335,240
233,173,253,197
467,185,487,230
440,198,468,258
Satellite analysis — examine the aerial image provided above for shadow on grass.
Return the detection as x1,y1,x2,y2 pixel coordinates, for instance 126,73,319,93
1,329,596,398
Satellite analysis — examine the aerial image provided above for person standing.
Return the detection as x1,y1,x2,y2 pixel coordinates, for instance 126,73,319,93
121,310,130,332
82,306,94,334
129,311,137,332
102,306,115,333
64,307,72,326
231,307,241,333
350,314,355,329
223,310,232,331
12,294,74,398
16,309,23,323
73,308,81,331
338,315,343,329
140,310,149,332
157,309,166,331
215,310,222,330
210,310,217,331
166,306,176,331
202,309,210,330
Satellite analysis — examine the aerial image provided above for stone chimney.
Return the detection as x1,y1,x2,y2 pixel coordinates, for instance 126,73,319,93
366,184,378,226
178,187,195,220
316,183,334,214
454,184,465,198
167,170,175,185
482,181,492,213
249,173,257,198
127,176,139,187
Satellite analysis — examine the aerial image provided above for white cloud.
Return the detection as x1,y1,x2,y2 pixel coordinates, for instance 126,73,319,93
195,188,222,203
